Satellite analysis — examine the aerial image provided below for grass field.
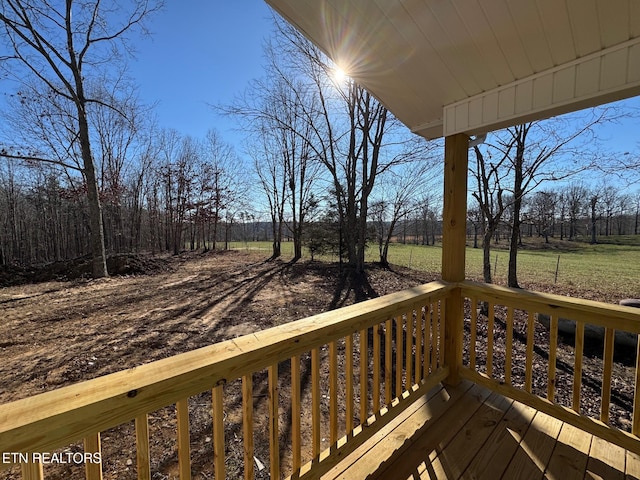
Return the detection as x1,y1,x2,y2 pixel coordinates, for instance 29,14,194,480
229,237,640,298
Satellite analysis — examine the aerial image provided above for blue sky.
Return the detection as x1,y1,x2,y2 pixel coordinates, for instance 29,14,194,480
128,1,275,143
128,2,639,162
2,1,636,163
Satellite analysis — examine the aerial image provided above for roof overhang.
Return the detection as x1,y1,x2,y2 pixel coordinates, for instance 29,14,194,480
265,0,640,139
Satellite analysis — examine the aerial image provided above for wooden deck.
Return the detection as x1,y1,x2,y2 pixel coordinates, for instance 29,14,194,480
324,380,640,480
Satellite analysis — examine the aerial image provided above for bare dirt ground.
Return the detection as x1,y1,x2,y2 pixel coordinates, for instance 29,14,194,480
1,250,441,479
0,250,438,405
0,250,636,479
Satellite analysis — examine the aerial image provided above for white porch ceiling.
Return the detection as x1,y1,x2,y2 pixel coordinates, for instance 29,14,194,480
264,0,640,139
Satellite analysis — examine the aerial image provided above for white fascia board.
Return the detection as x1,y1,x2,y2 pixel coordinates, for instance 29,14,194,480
443,37,640,137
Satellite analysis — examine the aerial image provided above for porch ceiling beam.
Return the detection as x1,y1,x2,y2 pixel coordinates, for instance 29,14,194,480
442,37,640,137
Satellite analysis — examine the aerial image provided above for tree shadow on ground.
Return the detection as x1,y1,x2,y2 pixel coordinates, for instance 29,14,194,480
329,268,379,310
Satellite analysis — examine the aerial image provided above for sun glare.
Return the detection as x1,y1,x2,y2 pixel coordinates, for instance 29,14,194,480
333,66,348,83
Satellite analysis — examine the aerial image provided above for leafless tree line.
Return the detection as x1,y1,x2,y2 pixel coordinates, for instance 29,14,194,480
0,127,248,266
468,110,640,288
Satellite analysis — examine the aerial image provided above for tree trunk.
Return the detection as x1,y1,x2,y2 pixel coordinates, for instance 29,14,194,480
590,197,598,244
482,229,492,283
78,109,108,278
508,137,524,289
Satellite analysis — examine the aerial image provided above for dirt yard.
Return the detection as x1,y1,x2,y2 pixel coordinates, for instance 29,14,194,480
0,250,444,479
0,250,441,405
0,250,636,479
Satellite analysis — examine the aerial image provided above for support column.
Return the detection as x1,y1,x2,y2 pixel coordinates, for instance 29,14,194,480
442,133,469,385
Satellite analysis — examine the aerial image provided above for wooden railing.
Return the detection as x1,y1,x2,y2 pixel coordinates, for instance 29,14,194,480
0,281,453,480
459,280,640,454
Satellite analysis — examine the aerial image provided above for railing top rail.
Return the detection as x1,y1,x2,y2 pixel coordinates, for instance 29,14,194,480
460,280,640,333
0,280,453,456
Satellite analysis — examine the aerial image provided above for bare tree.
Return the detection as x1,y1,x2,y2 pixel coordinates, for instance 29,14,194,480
0,0,161,277
589,192,599,244
370,159,436,267
223,39,322,260
200,129,247,251
270,19,424,273
498,111,608,287
564,182,588,240
599,182,618,236
250,127,287,258
528,191,557,243
470,144,512,283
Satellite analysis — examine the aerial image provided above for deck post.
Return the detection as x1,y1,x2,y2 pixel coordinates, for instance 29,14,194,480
442,133,469,385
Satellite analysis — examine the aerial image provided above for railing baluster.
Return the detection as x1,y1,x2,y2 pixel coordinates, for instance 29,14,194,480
290,356,301,471
20,461,43,480
405,310,413,388
373,324,381,412
487,303,495,377
311,347,320,456
601,327,615,424
212,384,225,479
360,328,368,421
345,335,354,432
439,299,446,367
83,432,103,480
505,307,514,385
525,312,535,393
384,319,392,405
415,307,422,385
633,334,640,435
329,341,338,443
430,301,437,374
268,364,280,479
572,321,585,413
423,303,430,379
175,400,191,480
469,297,477,370
135,414,151,480
548,315,558,402
395,315,403,398
242,375,254,480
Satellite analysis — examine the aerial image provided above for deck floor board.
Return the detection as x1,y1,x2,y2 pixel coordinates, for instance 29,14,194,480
322,381,640,480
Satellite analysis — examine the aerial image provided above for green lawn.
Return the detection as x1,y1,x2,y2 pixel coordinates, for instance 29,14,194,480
229,239,640,298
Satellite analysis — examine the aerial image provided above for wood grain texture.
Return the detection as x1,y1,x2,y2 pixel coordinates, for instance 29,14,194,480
360,328,368,423
573,321,585,413
405,311,413,389
384,320,392,406
212,385,225,480
311,347,320,457
461,368,640,455
601,327,615,424
175,400,191,480
548,315,558,402
460,280,640,333
135,414,150,480
290,356,301,472
441,133,468,385
525,311,535,393
373,324,381,413
83,433,103,480
19,462,43,480
268,364,280,479
242,375,254,480
345,336,354,432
